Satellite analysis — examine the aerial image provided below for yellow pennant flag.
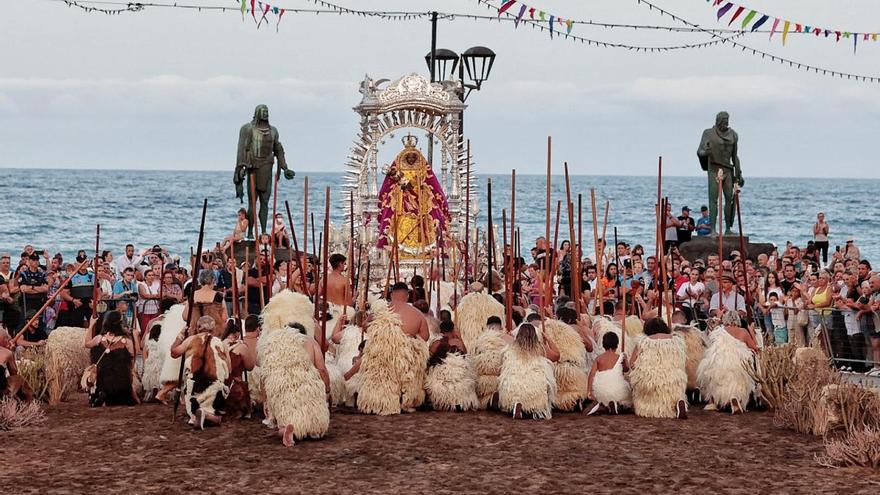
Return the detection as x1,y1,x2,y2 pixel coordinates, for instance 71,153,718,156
782,20,791,45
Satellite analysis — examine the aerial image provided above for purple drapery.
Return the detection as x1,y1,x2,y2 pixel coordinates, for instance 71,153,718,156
376,161,449,250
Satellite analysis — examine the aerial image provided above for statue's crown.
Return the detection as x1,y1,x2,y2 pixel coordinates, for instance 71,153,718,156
402,134,418,148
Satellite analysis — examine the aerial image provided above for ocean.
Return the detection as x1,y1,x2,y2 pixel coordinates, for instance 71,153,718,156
3,168,877,264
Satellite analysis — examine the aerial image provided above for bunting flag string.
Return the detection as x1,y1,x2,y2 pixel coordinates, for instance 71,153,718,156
709,0,877,53
477,0,746,52
633,0,880,82
61,0,144,14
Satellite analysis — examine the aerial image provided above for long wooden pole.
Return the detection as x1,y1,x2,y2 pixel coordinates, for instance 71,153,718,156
11,259,89,345
90,224,101,318
303,176,309,262
229,244,240,318
320,187,330,355
486,178,494,294
547,200,562,318
349,190,356,290
173,198,208,420
591,189,604,316
717,169,725,267
464,139,471,291
269,171,279,292
563,164,577,314
508,169,516,328
244,243,250,313
284,201,311,299
502,208,511,329
734,189,753,326
577,194,583,314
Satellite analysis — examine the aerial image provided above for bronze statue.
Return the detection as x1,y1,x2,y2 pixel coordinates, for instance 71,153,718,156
235,104,295,238
697,111,742,235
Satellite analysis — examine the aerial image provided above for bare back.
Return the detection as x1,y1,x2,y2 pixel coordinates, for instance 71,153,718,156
390,301,429,341
595,350,620,372
326,272,352,306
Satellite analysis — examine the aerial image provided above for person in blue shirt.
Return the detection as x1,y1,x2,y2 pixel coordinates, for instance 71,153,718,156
695,205,713,236
57,255,94,327
112,267,138,320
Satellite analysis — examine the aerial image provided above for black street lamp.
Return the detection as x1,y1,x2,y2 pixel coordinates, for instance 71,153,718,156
424,46,497,102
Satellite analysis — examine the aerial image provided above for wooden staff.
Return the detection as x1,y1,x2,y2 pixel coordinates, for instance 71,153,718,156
546,200,562,318
269,170,279,292
654,157,664,320
11,258,89,345
717,168,725,266
658,197,669,323
577,193,583,315
434,234,442,316
229,244,240,318
285,200,311,299
244,243,250,314
319,187,330,355
90,224,101,318
256,242,265,309
303,176,309,261
617,226,628,353
486,178,494,294
734,188,753,326
173,198,208,420
349,190,356,290
464,139,471,290
563,163,577,314
507,169,516,329
591,189,604,316
502,208,511,329
439,216,446,283
600,200,610,256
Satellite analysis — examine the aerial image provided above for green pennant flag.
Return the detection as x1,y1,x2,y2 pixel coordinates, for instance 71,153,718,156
741,10,757,29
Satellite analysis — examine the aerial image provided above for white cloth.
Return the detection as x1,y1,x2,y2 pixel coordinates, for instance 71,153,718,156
116,255,142,275
710,289,746,314
676,281,705,308
592,353,632,407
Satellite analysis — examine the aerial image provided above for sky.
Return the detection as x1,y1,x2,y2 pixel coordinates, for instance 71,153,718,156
2,0,879,177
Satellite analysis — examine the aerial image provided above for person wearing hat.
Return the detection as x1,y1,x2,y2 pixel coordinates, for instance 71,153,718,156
709,270,746,320
17,253,49,330
677,206,696,244
695,206,712,236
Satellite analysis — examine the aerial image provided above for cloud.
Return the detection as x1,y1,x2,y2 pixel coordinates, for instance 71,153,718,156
0,76,353,118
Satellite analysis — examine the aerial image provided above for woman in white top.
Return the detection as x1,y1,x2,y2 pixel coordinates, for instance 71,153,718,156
675,268,705,323
138,268,161,336
813,212,829,267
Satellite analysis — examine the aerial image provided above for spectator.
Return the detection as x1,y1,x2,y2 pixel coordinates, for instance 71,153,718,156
161,271,184,309
0,253,21,330
57,256,95,328
116,244,142,275
137,269,161,333
221,208,249,252
663,204,681,252
785,285,809,347
709,271,745,320
18,253,49,331
676,267,705,323
779,265,800,295
813,212,830,267
695,206,712,236
676,206,696,245
843,237,861,261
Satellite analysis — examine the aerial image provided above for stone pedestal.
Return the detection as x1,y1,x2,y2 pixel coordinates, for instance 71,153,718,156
231,241,312,264
678,235,774,262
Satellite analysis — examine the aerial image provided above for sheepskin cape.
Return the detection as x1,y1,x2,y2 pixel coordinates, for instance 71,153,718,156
426,352,479,411
257,328,329,439
455,292,505,352
629,335,687,419
592,353,632,407
696,327,755,410
357,301,427,415
470,330,508,409
541,319,589,411
261,290,316,336
141,339,162,395
327,324,365,406
498,346,556,419
673,324,707,391
184,333,231,419
45,326,90,405
158,304,186,385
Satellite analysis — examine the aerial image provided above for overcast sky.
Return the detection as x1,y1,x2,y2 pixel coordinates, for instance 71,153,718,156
2,0,879,177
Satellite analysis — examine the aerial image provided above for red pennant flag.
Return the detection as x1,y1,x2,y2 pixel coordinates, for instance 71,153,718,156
276,8,284,32
250,0,257,24
528,7,535,19
498,0,516,16
257,2,270,29
727,6,745,26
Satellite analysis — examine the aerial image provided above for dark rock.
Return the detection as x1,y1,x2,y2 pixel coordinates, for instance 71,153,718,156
678,235,775,262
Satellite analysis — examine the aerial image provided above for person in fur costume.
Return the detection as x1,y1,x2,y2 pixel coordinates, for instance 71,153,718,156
455,290,505,352
670,311,707,404
222,318,256,419
0,327,34,402
541,312,590,412
357,299,427,415
171,316,231,429
498,323,557,419
140,321,164,402
388,283,430,410
697,310,759,413
257,315,330,447
629,318,688,419
470,316,513,409
587,332,632,415
155,304,186,404
425,320,478,411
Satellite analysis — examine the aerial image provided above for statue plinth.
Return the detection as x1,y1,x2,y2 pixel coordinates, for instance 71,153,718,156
231,241,314,265
678,235,775,263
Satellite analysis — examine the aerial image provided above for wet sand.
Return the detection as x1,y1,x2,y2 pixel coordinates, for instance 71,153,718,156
2,397,878,494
